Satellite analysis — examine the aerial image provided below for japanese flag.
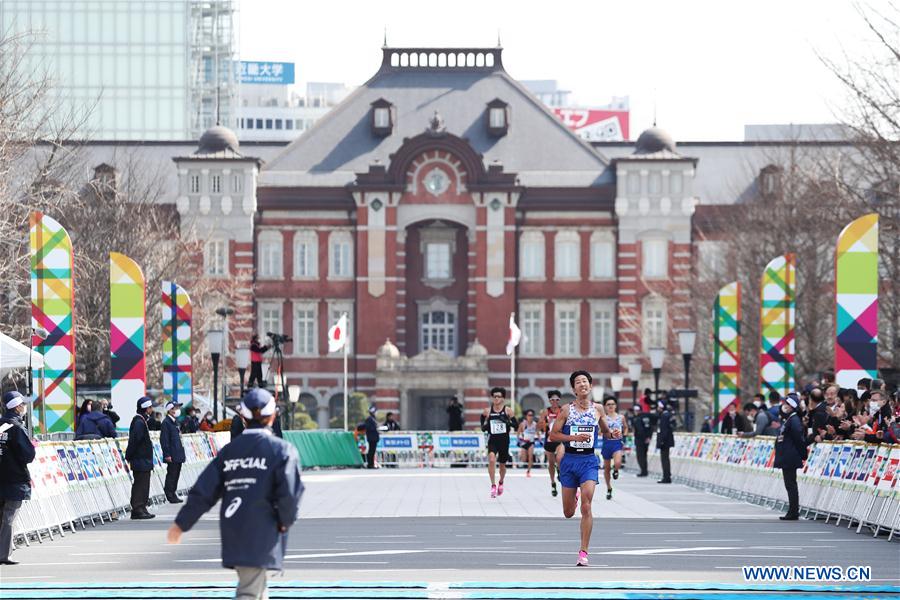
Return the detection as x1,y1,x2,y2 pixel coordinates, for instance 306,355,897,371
328,313,348,353
506,313,522,356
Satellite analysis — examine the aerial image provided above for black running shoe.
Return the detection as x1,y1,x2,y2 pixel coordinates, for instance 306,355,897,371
606,488,613,500
613,468,619,480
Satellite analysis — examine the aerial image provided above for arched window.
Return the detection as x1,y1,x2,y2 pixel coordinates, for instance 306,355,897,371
554,230,581,280
293,230,319,279
519,230,545,280
590,231,615,279
257,230,283,279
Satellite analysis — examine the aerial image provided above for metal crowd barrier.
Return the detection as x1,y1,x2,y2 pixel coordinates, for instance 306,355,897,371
645,433,900,542
11,431,230,546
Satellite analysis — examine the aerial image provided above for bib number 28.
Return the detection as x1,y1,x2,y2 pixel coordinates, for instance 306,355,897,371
490,421,507,435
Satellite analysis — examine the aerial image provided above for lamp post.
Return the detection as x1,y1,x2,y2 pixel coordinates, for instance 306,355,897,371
235,347,250,397
610,374,624,401
649,347,666,402
215,307,235,417
288,384,301,431
678,330,697,431
205,329,224,422
628,362,642,409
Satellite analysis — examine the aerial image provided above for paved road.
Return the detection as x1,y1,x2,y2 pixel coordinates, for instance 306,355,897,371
1,469,897,597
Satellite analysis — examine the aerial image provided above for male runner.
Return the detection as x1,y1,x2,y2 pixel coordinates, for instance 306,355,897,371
600,396,628,500
549,370,619,566
539,390,564,496
517,409,538,477
481,387,517,498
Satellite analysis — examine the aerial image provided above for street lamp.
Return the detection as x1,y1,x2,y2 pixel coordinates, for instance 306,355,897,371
205,329,224,422
288,384,301,431
678,330,697,431
628,362,642,409
610,374,624,401
235,347,250,397
215,307,235,415
649,347,666,402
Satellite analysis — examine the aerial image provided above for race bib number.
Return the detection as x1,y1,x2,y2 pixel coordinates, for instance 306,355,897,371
490,420,507,435
569,425,595,449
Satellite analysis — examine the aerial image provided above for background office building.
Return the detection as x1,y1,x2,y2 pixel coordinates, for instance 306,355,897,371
0,0,238,140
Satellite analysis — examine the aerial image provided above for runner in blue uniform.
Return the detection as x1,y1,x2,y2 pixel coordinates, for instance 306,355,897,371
549,370,618,567
600,396,628,500
480,387,517,498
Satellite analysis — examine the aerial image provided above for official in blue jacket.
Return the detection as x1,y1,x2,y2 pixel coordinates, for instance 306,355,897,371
774,392,807,520
160,401,186,504
0,392,36,565
168,388,303,600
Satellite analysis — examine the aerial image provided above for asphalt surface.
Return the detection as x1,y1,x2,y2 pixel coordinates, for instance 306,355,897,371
1,469,898,598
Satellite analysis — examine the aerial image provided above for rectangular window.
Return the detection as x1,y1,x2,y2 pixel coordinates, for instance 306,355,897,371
232,173,243,194
259,304,282,339
374,107,390,128
591,238,615,279
211,174,221,194
294,232,318,279
265,119,273,129
330,235,352,278
556,303,579,356
425,242,451,279
275,119,283,130
286,120,293,130
256,118,263,129
420,310,456,356
294,304,317,355
643,301,667,350
592,304,615,356
489,107,506,128
521,305,544,356
247,119,254,129
258,238,283,279
189,174,200,194
698,241,725,281
204,240,226,276
642,239,668,279
520,236,545,279
555,238,580,279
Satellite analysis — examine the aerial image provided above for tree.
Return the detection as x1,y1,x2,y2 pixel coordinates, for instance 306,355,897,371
329,392,369,429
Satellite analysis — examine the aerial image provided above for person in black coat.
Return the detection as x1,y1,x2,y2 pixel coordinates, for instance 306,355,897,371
774,392,807,520
125,396,156,519
180,407,200,434
160,401,186,504
0,392,36,565
230,412,245,440
447,397,464,431
655,401,675,484
167,388,304,600
364,405,380,469
630,405,654,477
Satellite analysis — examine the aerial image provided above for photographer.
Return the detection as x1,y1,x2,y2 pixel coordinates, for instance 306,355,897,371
248,334,270,388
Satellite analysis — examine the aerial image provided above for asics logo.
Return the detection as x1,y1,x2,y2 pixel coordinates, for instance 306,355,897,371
224,496,242,518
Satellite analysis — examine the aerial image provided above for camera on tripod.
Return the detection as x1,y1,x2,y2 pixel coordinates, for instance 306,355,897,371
267,332,292,348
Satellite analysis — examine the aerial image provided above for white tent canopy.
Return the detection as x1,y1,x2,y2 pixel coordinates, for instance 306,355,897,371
0,332,43,377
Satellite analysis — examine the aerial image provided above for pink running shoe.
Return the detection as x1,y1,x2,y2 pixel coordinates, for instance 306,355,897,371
526,470,532,478
497,482,504,496
490,485,497,498
576,550,589,567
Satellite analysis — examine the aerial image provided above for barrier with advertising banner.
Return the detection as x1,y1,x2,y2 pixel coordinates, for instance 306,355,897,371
11,431,229,545
646,433,899,541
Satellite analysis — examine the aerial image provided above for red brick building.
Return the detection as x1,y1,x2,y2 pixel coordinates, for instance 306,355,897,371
177,47,701,429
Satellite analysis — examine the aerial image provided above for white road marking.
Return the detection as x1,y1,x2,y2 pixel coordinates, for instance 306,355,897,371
335,534,415,538
23,561,121,566
284,549,427,560
623,532,701,535
599,546,740,555
71,552,170,556
0,576,55,580
282,560,390,564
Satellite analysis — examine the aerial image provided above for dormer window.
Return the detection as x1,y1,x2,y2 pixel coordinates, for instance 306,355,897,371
759,165,782,199
370,98,394,137
486,98,509,137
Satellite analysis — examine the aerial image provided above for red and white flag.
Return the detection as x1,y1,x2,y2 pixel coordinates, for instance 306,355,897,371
328,313,348,353
506,313,522,356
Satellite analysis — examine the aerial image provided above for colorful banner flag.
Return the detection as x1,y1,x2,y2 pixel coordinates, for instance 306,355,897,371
30,212,76,433
835,213,879,389
713,282,741,425
760,254,796,397
162,281,192,404
110,253,146,407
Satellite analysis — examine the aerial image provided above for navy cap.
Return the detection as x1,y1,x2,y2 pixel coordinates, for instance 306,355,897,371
4,391,28,410
240,388,276,418
136,396,153,412
368,404,377,414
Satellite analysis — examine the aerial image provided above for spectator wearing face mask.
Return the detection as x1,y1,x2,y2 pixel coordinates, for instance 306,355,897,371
161,401,186,504
199,412,216,432
180,407,200,434
852,390,892,444
126,397,156,519
0,391,37,565
739,402,771,438
720,402,745,435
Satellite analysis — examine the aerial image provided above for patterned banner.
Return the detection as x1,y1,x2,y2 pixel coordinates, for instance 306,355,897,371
110,253,146,408
713,282,741,426
162,281,192,404
835,214,879,388
30,212,76,433
760,254,796,397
